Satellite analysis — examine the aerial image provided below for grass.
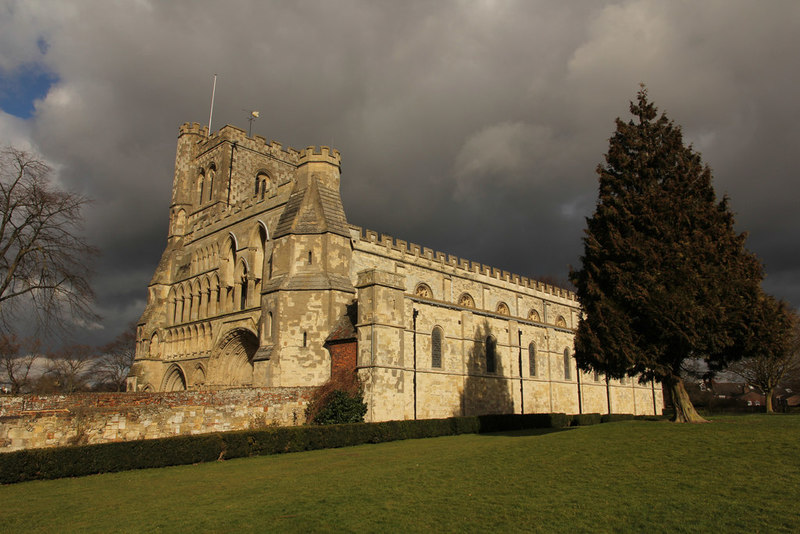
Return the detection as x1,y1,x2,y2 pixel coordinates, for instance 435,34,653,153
1,415,798,533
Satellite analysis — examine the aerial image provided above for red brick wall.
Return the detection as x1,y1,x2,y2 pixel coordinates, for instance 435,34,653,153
328,341,357,382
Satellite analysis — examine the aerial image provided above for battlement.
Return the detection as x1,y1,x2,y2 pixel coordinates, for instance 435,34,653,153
179,122,209,137
350,225,577,301
297,145,342,167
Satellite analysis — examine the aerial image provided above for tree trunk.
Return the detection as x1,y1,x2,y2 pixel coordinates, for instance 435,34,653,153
765,388,774,413
667,377,707,423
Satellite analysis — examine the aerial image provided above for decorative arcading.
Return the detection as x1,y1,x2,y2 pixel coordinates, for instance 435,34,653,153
351,225,577,301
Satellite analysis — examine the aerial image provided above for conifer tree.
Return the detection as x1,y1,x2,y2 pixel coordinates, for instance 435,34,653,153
570,87,764,423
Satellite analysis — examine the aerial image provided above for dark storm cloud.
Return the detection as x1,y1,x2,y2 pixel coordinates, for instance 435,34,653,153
1,0,799,345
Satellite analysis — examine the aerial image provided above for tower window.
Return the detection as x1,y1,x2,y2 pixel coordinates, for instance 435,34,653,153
302,331,307,347
563,348,571,380
486,336,496,374
529,342,536,376
431,326,443,369
308,251,312,265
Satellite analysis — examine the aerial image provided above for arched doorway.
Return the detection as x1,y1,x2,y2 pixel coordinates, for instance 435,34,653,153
162,364,187,391
208,328,258,386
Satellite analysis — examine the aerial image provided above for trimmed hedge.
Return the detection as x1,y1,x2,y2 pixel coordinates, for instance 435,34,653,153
0,412,627,484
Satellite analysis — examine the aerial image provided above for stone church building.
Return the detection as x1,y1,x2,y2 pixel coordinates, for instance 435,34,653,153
128,122,663,421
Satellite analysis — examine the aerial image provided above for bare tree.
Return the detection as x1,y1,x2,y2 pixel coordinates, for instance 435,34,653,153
0,333,40,394
94,323,136,391
0,146,98,335
45,344,96,393
728,299,799,412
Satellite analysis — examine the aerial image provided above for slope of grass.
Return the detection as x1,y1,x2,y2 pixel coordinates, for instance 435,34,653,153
1,415,798,533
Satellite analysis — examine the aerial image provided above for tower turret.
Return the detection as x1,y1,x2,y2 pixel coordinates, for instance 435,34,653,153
168,122,208,239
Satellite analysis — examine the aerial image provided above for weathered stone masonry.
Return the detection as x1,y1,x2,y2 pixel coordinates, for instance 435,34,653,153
124,122,662,422
0,388,312,451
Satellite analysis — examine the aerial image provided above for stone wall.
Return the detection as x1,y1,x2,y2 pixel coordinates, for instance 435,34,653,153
0,387,313,452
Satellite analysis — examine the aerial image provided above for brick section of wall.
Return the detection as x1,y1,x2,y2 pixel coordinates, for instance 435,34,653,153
328,341,357,383
0,387,314,452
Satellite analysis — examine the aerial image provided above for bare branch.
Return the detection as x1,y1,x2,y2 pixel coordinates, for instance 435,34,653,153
0,146,98,336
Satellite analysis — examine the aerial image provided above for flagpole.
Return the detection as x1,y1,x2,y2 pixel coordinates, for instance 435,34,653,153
208,74,217,136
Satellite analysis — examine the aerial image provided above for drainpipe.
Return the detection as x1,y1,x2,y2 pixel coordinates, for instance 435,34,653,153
412,309,418,420
518,330,524,414
227,141,237,206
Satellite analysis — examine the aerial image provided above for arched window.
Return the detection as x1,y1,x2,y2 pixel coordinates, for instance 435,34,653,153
496,302,510,316
528,342,536,376
528,309,541,322
458,293,475,308
308,251,313,265
206,166,216,202
239,262,248,310
173,209,187,236
555,315,567,328
254,172,269,199
266,311,274,339
197,173,205,204
486,336,497,373
431,326,443,369
415,283,433,299
593,369,600,382
563,348,571,380
302,331,307,347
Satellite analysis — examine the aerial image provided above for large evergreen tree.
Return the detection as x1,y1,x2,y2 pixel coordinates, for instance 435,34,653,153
570,87,764,423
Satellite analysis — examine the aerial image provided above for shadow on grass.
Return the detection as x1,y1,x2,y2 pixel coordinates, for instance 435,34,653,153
479,427,574,438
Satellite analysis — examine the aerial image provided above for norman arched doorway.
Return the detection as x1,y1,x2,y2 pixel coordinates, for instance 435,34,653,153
162,364,187,391
208,328,258,386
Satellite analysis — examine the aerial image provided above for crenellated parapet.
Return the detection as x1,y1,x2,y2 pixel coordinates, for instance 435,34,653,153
178,122,209,137
297,146,342,168
350,225,577,301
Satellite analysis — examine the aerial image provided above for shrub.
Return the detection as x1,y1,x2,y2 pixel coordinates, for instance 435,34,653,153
305,368,366,425
572,413,602,426
312,389,367,425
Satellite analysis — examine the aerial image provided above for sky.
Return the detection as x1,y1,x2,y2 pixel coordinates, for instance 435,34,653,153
1,0,799,347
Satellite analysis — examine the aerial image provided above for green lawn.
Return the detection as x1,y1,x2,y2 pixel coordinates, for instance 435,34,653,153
1,415,798,533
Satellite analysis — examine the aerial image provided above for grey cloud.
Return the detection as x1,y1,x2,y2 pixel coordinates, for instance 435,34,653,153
1,0,798,347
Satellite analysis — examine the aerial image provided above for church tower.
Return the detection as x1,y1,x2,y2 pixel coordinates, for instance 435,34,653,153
255,146,355,387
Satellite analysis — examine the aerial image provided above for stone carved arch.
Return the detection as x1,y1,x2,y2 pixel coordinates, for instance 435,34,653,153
528,309,541,322
458,293,475,308
167,286,177,324
496,302,510,316
173,208,187,236
220,234,237,287
191,279,201,321
190,363,206,388
206,164,216,202
200,275,210,318
207,328,258,386
175,285,185,324
555,315,567,328
197,171,205,204
150,332,161,359
162,364,187,391
255,170,271,199
415,282,433,299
